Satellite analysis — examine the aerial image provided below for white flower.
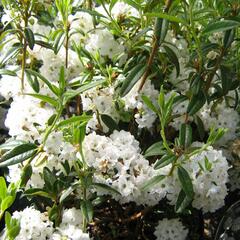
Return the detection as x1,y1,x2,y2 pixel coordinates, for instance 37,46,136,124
5,95,54,141
83,130,165,205
12,207,53,240
123,80,159,129
52,208,90,240
154,218,188,240
85,27,125,60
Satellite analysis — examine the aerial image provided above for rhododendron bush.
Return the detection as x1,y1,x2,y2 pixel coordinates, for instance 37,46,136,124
0,0,240,239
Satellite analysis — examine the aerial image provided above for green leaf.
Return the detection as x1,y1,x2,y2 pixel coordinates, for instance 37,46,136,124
207,127,227,144
179,124,192,149
1,196,14,212
158,86,165,111
24,188,52,199
0,177,7,200
187,91,206,115
92,182,121,195
25,93,58,107
35,40,53,50
0,69,17,76
25,71,40,93
59,183,79,203
24,28,35,50
20,164,33,188
220,65,232,94
203,20,240,35
154,154,177,169
123,0,141,10
57,115,92,128
59,66,66,93
0,45,22,66
223,29,235,49
146,12,187,25
175,189,192,213
0,140,27,151
204,156,212,171
177,166,194,199
190,73,202,96
142,95,158,113
5,211,11,229
1,195,13,212
163,45,180,77
100,114,119,133
144,141,165,157
43,167,57,191
141,175,165,191
193,115,205,140
0,143,38,168
154,18,169,44
81,200,93,222
63,80,105,104
25,69,60,96
119,63,146,97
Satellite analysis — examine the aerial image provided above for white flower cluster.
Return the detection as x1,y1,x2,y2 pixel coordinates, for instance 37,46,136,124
11,207,53,240
34,48,84,83
83,130,162,205
154,218,188,240
96,1,139,19
52,208,90,240
158,144,229,213
68,12,94,44
3,207,90,240
4,95,54,141
199,102,239,146
86,27,125,60
7,131,77,188
81,86,120,132
123,80,159,129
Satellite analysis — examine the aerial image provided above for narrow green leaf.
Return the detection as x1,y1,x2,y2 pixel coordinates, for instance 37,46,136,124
20,164,33,188
59,66,65,92
25,69,60,96
0,69,17,76
60,183,79,203
24,188,52,199
179,124,192,149
0,143,38,168
119,64,146,97
141,175,165,191
154,154,177,169
220,65,232,94
25,93,58,107
92,182,121,195
57,115,92,128
144,141,165,157
177,166,194,199
63,79,105,104
0,177,7,200
101,114,119,133
1,196,14,212
163,45,180,77
25,71,40,93
146,12,187,25
24,28,35,50
0,140,27,151
142,95,158,113
175,189,192,213
81,200,93,222
187,91,206,115
203,20,240,35
193,115,205,140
